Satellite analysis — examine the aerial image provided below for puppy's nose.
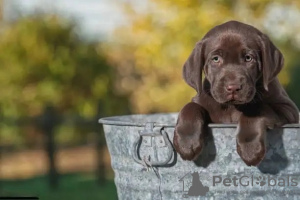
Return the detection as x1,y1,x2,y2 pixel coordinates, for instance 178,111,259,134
225,84,242,92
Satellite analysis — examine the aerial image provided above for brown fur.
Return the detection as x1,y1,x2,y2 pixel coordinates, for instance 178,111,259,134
174,21,299,166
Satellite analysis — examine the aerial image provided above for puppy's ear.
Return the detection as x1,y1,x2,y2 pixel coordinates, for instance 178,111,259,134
260,34,284,91
183,40,206,93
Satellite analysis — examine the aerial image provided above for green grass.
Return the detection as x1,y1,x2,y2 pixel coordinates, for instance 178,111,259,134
0,173,118,200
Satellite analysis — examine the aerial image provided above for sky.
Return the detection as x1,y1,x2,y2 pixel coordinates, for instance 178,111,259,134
3,0,135,40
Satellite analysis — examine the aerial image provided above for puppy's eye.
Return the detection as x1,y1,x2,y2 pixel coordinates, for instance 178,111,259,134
245,55,253,62
212,56,220,63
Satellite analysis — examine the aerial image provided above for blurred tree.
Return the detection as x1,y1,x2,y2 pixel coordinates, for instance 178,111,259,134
105,0,300,113
286,45,300,109
0,14,129,145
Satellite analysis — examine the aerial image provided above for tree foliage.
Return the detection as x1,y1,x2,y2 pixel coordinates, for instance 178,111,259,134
0,14,128,118
106,0,300,113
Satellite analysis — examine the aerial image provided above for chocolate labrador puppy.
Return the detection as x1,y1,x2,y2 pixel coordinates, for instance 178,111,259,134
173,21,299,166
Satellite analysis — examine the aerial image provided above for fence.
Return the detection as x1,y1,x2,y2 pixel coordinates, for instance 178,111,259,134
0,104,107,189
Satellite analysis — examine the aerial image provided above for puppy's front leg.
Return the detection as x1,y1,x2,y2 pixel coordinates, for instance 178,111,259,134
236,115,267,166
174,102,208,161
236,100,299,166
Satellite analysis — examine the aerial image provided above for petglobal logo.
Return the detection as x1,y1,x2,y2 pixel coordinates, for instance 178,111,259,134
179,172,299,198
213,175,298,187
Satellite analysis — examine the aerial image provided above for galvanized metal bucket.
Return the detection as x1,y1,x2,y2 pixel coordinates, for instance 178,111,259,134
99,113,300,200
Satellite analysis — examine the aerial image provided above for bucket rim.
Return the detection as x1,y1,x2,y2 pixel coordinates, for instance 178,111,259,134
98,112,300,128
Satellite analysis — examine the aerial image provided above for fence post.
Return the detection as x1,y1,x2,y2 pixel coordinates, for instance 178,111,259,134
96,102,106,185
39,105,59,189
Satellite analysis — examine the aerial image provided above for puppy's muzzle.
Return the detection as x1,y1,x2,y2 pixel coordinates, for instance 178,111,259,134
225,83,243,100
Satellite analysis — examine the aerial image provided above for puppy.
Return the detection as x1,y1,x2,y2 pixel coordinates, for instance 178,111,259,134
173,21,299,166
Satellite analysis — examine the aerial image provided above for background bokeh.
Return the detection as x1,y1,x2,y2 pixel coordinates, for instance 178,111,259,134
0,0,300,199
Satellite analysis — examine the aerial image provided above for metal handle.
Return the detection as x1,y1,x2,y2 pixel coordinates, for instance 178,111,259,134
132,123,174,167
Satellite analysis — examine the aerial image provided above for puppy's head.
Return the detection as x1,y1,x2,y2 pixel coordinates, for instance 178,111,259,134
183,21,284,104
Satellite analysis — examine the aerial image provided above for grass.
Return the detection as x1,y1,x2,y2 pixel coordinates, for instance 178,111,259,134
0,173,118,200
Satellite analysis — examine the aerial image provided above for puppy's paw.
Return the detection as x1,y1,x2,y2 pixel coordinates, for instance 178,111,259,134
173,102,207,161
173,128,204,161
236,137,266,166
